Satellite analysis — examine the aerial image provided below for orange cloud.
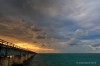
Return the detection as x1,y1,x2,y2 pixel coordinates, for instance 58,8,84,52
0,35,56,53
15,42,55,53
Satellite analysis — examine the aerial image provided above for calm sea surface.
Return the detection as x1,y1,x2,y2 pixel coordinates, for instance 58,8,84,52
24,53,100,66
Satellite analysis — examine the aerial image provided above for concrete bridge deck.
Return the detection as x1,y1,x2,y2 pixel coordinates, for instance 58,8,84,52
0,39,36,66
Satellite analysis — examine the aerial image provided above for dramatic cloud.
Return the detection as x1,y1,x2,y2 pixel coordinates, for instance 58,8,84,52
67,38,80,46
74,29,88,41
0,0,100,53
75,29,85,36
30,24,42,32
92,43,100,47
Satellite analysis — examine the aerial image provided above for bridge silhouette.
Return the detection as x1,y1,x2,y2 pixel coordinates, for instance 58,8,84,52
0,39,36,66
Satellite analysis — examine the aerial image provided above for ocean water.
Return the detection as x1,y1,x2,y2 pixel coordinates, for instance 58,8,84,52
24,53,100,66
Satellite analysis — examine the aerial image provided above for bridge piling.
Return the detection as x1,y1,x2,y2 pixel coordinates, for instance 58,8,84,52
0,57,9,66
12,55,23,66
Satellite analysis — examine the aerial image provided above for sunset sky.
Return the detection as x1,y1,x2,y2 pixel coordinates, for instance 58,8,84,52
0,0,100,53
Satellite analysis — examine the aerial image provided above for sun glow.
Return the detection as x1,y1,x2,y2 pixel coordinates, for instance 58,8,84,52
15,43,54,52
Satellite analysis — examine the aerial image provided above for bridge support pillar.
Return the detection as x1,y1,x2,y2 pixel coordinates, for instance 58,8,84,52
0,54,35,66
0,57,9,66
27,54,34,59
23,55,28,61
12,55,24,66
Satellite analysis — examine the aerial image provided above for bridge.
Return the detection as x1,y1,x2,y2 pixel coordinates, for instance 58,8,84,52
0,39,36,66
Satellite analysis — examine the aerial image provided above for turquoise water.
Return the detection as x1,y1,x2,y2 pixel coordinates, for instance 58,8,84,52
24,53,100,66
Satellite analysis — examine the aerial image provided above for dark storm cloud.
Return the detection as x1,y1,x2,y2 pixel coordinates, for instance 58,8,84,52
0,0,77,28
90,43,100,50
92,43,100,47
1,0,100,53
36,35,46,39
30,25,42,32
0,0,32,14
78,33,100,40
